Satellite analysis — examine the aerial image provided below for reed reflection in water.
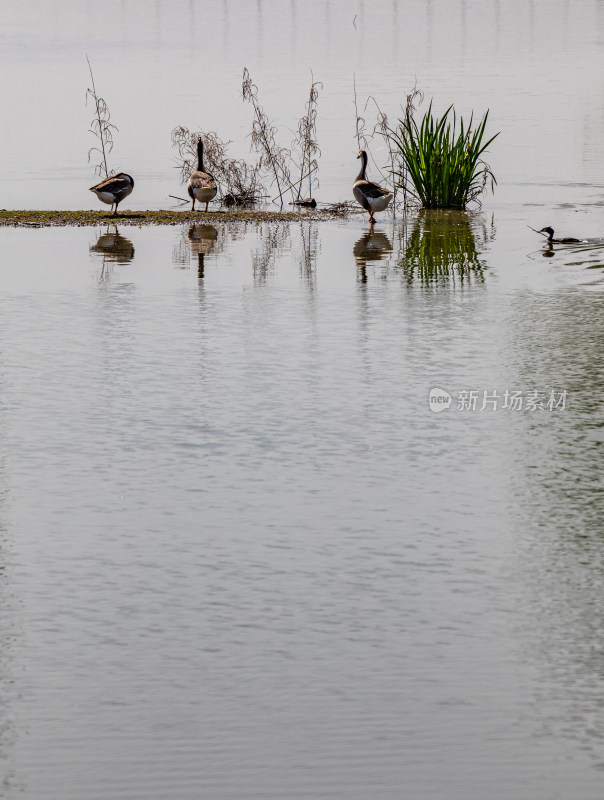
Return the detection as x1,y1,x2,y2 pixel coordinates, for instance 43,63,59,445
396,210,492,285
296,222,320,287
252,222,291,285
172,220,318,287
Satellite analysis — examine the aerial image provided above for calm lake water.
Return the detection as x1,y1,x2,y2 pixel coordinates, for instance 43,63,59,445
2,2,604,799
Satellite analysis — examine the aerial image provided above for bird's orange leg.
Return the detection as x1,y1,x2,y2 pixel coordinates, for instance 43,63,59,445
205,202,209,212
191,199,196,212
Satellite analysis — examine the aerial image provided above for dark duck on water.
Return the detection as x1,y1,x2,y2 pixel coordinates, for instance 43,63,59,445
538,226,582,244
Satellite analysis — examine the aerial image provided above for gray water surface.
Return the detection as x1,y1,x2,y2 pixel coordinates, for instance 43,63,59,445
0,216,603,799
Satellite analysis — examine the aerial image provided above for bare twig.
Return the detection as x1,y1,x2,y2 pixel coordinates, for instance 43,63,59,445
398,82,424,209
366,97,398,213
321,200,359,214
85,56,117,178
291,75,322,201
242,67,294,207
279,164,319,198
528,225,549,238
353,75,369,151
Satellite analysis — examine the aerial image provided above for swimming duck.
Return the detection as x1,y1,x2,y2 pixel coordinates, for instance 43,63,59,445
89,173,134,215
539,226,582,244
188,138,218,212
353,150,393,223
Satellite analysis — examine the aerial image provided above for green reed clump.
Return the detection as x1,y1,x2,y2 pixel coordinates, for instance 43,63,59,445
386,103,499,209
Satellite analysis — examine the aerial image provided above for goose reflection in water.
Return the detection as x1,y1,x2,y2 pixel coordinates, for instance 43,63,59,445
353,225,393,283
188,224,219,279
89,226,135,264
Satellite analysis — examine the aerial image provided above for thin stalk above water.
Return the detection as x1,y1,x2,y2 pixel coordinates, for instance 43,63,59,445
85,56,117,178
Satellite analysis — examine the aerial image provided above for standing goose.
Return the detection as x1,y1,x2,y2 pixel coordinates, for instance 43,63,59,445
89,173,134,215
353,150,393,223
188,138,218,212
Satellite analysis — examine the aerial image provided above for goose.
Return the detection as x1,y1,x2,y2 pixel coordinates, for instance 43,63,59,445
539,226,582,244
188,138,218,212
353,150,393,223
89,173,134,215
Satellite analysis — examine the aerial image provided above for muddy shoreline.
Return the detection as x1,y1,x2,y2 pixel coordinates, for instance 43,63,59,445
0,208,355,228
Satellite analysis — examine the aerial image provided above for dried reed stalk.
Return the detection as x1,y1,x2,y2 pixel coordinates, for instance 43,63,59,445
85,56,117,178
171,126,265,205
291,77,322,201
242,67,294,207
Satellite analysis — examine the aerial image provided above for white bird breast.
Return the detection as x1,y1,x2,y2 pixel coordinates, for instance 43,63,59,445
93,191,116,205
190,186,216,203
